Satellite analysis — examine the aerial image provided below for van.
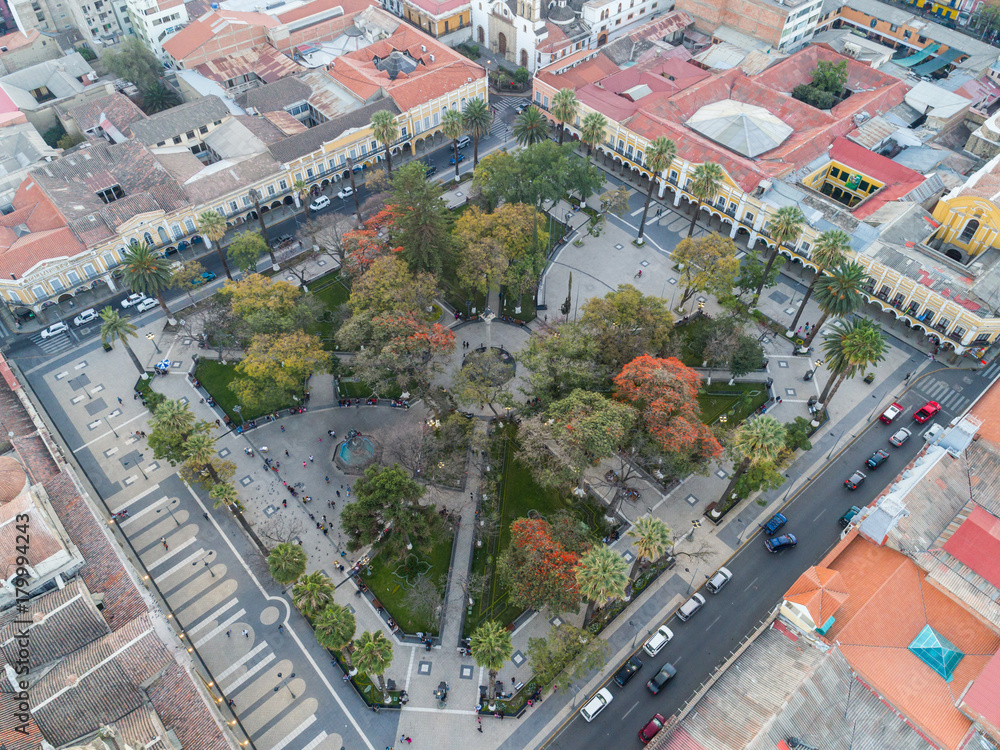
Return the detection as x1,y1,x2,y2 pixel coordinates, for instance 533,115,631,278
676,593,706,621
923,423,944,444
457,135,472,149
580,688,612,722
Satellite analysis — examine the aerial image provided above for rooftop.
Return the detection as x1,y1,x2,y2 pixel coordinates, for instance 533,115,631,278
194,46,304,87
131,95,231,145
268,96,400,163
162,9,279,61
0,53,95,111
234,75,312,113
64,92,148,141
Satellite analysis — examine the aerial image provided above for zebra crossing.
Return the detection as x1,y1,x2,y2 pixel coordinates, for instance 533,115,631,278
492,96,529,113
981,359,1000,381
913,377,971,413
117,486,326,750
31,330,76,355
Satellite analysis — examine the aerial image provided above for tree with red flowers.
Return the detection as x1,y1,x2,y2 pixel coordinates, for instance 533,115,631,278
340,208,399,277
613,355,721,465
497,518,585,613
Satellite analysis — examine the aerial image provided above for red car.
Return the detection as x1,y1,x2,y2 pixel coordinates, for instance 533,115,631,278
639,714,666,744
879,402,903,424
914,401,941,424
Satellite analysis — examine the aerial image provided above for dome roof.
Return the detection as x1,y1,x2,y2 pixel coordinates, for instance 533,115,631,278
375,50,418,80
686,99,793,159
548,3,575,23
0,455,28,503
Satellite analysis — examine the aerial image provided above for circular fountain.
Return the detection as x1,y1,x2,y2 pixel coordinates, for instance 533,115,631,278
334,429,381,474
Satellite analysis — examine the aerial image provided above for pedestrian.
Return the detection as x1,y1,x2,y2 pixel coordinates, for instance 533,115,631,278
226,629,231,637
278,624,284,633
325,476,330,483
477,726,483,734
323,515,327,523
117,397,122,404
905,372,912,381
285,449,289,457
242,629,249,638
280,425,285,432
161,537,168,550
511,677,516,685
228,699,235,707
309,513,315,520
282,499,287,507
303,461,307,468
336,490,341,498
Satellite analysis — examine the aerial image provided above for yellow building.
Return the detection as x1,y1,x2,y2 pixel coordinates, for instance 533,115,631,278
931,152,1000,258
400,0,472,40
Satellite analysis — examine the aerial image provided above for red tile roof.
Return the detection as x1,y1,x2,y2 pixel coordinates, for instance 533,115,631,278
0,178,86,279
194,45,303,86
963,649,1000,735
784,566,849,627
943,505,1000,589
162,10,278,61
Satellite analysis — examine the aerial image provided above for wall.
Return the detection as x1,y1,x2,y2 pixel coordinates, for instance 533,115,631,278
0,34,61,75
675,0,787,46
171,22,270,68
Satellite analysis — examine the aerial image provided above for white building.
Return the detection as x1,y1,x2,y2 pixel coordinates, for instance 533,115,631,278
125,0,187,60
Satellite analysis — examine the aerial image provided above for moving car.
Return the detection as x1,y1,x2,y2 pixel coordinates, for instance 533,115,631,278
192,271,216,286
889,427,911,447
312,195,333,210
135,297,158,313
40,321,69,339
642,625,674,657
677,592,706,622
121,293,147,308
425,164,438,177
645,664,677,695
879,402,903,424
73,308,98,326
457,135,472,149
514,103,528,114
924,423,944,443
866,449,889,469
839,505,861,528
613,655,643,687
764,534,798,553
762,513,787,535
845,470,866,490
336,187,354,200
639,714,666,744
705,567,732,594
580,688,612,722
914,401,941,423
449,152,466,164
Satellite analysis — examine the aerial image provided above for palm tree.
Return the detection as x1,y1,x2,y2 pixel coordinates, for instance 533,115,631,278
513,106,549,147
805,261,867,345
292,571,336,619
314,603,357,668
575,546,629,626
717,415,787,505
819,318,886,408
140,80,179,113
247,189,277,266
626,516,671,580
209,482,241,510
293,179,312,222
197,210,231,281
183,431,221,484
580,111,608,166
120,240,172,316
441,108,465,182
463,98,492,167
686,162,725,237
267,542,307,585
637,137,676,243
550,88,578,145
150,398,195,436
470,620,513,702
788,228,851,334
354,630,394,703
99,306,144,375
754,205,806,302
370,110,399,177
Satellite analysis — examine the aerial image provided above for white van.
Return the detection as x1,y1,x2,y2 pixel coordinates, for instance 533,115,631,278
580,688,612,722
457,135,472,149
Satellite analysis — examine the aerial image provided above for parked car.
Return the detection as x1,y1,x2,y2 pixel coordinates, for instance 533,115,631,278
312,195,333,210
924,423,945,443
866,449,889,469
424,164,438,177
642,625,674,657
613,655,643,687
73,308,98,326
580,688,612,722
645,664,677,695
839,505,862,528
449,153,466,164
639,714,667,744
845,470,866,489
914,401,941,423
192,271,216,286
121,293,147,308
764,534,798,553
762,513,787,535
336,187,354,201
457,135,472,149
705,567,732,594
879,402,903,424
40,321,69,339
135,297,158,313
677,592,706,622
889,427,911,447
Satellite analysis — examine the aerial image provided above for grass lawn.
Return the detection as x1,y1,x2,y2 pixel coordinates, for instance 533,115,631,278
676,315,714,368
698,381,769,425
194,359,299,423
337,375,403,400
308,271,350,349
500,290,536,321
361,524,455,634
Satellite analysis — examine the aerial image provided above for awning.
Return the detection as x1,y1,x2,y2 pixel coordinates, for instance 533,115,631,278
911,47,964,75
896,42,941,67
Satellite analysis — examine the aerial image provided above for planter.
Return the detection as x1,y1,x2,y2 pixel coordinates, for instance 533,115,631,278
864,373,876,384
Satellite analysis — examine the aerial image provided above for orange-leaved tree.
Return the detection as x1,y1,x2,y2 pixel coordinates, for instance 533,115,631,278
496,518,584,614
342,208,398,277
613,355,722,464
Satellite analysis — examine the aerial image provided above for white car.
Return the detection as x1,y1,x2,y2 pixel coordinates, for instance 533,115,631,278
580,688,612,722
705,567,733,594
73,308,98,326
40,321,69,339
311,195,332,211
135,297,158,313
643,625,674,657
121,293,147,308
336,187,354,200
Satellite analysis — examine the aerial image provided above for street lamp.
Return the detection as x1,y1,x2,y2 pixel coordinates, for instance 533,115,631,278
233,404,244,427
72,375,92,400
146,332,161,353
193,550,216,577
105,415,118,438
274,672,296,698
156,497,180,525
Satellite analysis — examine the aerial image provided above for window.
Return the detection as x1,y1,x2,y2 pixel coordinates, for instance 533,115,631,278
424,116,430,129
306,167,314,177
199,125,208,134
185,217,196,233
173,136,182,144
976,332,991,343
401,126,408,136
744,211,755,224
144,231,154,245
51,278,64,292
242,196,251,207
627,12,633,19
904,30,911,39
433,113,439,125
279,179,288,190
185,130,195,139
625,144,633,156
32,285,45,300
800,241,810,254
67,270,81,284
84,263,97,278
858,180,871,193
918,35,926,42
349,149,356,159
829,166,840,178
266,185,276,197
172,224,183,239
889,23,897,31
636,149,642,163
870,18,877,27
371,140,378,151
96,184,124,204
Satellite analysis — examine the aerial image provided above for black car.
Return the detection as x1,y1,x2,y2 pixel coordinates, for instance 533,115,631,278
613,655,643,687
845,470,867,490
425,164,438,176
866,449,889,469
646,663,676,695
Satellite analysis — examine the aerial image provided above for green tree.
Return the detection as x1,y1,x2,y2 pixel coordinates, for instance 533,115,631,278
292,571,336,619
734,249,780,304
672,234,740,308
388,161,453,274
819,318,886,408
580,111,608,166
209,482,241,510
450,350,515,416
232,331,329,412
463,97,492,167
121,240,172,316
575,545,629,625
370,109,399,177
754,205,806,302
638,137,676,243
183,431,225,486
686,162,724,237
527,624,609,685
498,518,582,613
811,59,848,93
442,108,466,182
729,334,765,378
550,88,578,145
353,630,394,703
340,464,428,555
718,416,787,505
99,306,144,375
600,185,631,217
228,231,267,274
453,203,548,297
581,284,674,372
470,620,513,701
267,542,307,585
784,417,813,453
788,228,851,333
148,398,212,465
314,604,356,666
103,37,162,89
626,516,671,580
293,179,312,224
805,261,868,344
139,80,179,114
197,210,231,280
513,106,550,146
519,322,605,405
